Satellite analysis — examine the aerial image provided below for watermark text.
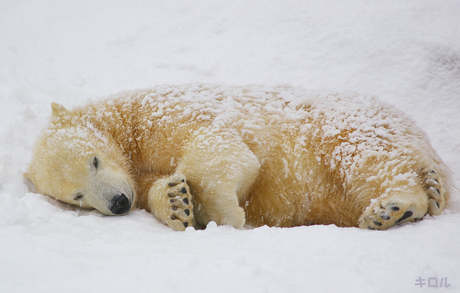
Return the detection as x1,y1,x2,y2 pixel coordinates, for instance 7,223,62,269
415,277,451,288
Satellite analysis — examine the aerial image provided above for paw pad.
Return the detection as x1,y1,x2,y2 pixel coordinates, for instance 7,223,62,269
396,211,413,224
165,175,194,231
359,199,425,230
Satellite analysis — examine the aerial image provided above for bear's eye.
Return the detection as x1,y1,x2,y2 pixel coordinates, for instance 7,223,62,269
92,157,99,169
74,193,84,201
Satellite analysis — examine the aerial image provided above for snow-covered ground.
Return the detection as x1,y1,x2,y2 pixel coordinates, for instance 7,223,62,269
1,1,459,292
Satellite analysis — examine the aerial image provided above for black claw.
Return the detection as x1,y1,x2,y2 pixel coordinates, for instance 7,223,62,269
436,201,440,208
181,179,185,183
184,209,190,216
390,206,400,211
168,182,177,187
396,211,413,224
183,222,188,227
172,206,178,211
183,198,189,205
170,199,174,203
435,188,440,195
368,226,375,230
381,215,391,220
373,220,383,226
167,192,174,197
171,215,177,220
180,187,187,194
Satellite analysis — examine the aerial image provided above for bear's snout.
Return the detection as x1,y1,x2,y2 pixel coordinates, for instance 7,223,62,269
110,194,131,215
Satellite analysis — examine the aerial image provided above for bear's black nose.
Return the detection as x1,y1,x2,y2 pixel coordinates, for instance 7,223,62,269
110,194,131,215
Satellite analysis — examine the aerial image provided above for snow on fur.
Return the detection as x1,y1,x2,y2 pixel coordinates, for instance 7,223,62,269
1,1,460,292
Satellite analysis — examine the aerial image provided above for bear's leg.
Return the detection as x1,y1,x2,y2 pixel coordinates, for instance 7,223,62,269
177,133,260,229
145,173,195,231
190,182,247,229
358,167,447,230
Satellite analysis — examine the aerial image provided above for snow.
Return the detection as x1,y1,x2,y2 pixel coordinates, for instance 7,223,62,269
0,0,459,292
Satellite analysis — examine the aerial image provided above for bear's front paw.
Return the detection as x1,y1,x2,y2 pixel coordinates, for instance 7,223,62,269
166,175,195,230
148,174,195,231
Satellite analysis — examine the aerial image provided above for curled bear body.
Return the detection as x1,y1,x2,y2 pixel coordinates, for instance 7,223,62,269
25,84,453,230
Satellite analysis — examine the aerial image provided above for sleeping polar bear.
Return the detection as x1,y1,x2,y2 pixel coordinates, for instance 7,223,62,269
24,84,453,231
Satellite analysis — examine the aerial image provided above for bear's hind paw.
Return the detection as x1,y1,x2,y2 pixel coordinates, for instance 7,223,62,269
421,169,445,216
358,195,427,230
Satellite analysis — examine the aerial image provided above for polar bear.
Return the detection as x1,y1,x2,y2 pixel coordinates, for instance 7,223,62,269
24,84,453,231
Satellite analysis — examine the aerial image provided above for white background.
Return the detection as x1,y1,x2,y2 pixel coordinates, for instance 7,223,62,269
0,1,459,292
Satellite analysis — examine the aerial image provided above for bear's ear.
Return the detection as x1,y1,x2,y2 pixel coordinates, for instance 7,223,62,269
23,172,38,193
51,102,70,118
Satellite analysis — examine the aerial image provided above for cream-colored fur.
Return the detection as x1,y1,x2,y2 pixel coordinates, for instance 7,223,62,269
24,85,453,231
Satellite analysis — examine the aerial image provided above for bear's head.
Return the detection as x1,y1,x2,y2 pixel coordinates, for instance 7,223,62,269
24,103,136,215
